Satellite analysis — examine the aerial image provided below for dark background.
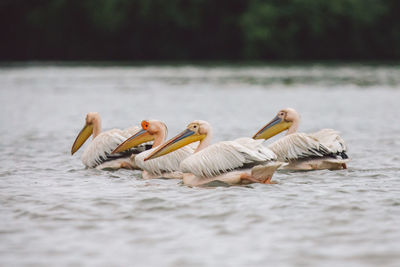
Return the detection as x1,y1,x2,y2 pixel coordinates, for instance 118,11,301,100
1,0,400,61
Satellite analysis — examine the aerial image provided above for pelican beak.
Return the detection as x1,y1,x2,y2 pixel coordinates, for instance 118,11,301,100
252,116,293,140
71,123,94,155
112,128,154,154
144,128,205,161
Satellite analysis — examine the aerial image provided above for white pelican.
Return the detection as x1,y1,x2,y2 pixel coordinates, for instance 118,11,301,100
71,112,151,170
252,108,349,170
144,120,281,186
112,120,195,179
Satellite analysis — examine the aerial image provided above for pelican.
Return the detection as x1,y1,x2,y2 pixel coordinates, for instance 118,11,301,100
252,108,349,170
112,120,196,179
71,112,151,170
144,120,281,186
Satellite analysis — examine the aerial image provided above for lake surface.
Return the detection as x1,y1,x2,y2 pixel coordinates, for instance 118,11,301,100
0,63,400,267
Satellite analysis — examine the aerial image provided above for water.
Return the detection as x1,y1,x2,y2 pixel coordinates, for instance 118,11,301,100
1,63,400,267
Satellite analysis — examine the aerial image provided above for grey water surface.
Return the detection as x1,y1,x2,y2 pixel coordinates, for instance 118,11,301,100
0,63,400,267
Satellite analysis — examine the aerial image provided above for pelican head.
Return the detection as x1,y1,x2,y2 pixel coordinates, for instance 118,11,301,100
111,120,166,154
71,112,100,155
253,108,299,140
144,120,209,161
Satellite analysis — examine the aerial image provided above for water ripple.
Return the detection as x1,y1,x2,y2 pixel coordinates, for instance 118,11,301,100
1,65,400,267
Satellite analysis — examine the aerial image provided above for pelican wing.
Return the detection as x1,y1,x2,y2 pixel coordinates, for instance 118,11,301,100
268,131,347,162
310,129,347,154
135,143,197,175
82,126,150,167
181,137,276,178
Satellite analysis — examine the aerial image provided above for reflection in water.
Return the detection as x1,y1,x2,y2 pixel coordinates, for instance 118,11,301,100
0,64,400,267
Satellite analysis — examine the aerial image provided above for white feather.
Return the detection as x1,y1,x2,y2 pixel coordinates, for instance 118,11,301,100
268,129,347,162
135,143,197,175
81,126,142,168
180,137,276,178
309,129,347,153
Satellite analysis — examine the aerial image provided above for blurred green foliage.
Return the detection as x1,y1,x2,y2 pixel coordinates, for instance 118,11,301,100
1,0,399,60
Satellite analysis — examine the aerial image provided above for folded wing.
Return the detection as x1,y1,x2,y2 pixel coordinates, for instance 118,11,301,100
181,137,277,178
268,129,348,162
82,126,150,167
